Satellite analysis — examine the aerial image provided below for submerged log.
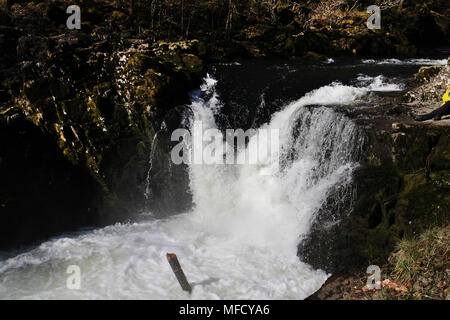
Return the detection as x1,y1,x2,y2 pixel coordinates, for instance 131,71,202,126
166,253,192,293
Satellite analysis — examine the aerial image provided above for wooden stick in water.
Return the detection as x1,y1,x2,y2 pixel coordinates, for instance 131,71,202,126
166,253,192,293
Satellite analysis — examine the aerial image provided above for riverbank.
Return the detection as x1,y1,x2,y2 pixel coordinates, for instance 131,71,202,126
308,225,449,300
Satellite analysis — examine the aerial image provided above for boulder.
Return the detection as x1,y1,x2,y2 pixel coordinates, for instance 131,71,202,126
415,66,442,82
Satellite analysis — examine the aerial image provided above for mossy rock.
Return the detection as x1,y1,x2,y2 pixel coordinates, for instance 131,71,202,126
360,224,396,266
385,127,440,173
300,122,450,272
431,133,450,171
135,69,169,107
398,174,450,234
152,40,204,56
125,53,155,73
158,52,184,71
304,51,327,61
416,66,442,82
181,54,203,73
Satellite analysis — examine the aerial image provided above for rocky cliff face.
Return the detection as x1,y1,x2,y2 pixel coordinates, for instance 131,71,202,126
299,59,450,273
0,1,206,249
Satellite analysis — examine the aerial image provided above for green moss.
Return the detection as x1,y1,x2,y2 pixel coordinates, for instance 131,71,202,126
363,225,396,265
326,123,450,270
181,54,203,73
403,181,449,231
431,133,450,171
125,53,155,73
135,69,169,106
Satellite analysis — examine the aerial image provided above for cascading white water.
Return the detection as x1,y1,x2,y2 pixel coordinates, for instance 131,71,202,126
361,58,447,65
186,74,363,252
0,73,396,300
144,121,167,199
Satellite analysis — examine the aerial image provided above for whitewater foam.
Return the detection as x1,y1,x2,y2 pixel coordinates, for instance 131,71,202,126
361,58,447,66
356,74,404,91
0,73,374,300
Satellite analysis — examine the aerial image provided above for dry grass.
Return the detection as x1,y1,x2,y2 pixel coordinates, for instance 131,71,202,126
344,226,449,300
388,227,449,299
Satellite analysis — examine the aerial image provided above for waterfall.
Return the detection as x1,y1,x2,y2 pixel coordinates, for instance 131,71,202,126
186,75,362,253
0,72,385,300
144,121,167,199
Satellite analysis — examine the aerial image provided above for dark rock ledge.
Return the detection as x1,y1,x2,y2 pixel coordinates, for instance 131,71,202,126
305,58,450,299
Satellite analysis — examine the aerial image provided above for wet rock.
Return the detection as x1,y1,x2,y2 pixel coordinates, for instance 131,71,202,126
0,117,102,250
181,54,203,73
299,122,450,273
405,57,449,103
303,51,328,61
0,4,204,249
416,66,442,82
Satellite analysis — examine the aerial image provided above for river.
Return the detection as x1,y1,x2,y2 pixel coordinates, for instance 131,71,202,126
0,57,446,299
